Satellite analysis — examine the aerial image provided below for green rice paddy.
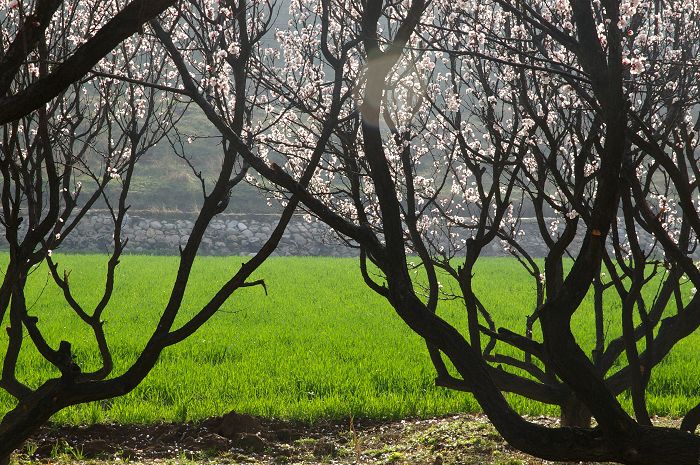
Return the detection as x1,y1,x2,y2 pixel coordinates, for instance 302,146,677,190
0,254,697,425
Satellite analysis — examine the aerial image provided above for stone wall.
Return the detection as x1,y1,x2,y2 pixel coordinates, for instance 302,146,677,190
0,212,696,258
0,212,356,257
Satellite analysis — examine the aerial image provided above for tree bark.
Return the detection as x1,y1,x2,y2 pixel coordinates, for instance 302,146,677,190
0,381,65,465
681,402,700,433
560,395,592,428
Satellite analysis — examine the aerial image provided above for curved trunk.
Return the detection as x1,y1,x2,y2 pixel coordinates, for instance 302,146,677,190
0,381,65,465
384,275,700,464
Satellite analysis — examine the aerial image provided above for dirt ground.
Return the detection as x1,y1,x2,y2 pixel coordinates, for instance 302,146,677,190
11,413,625,465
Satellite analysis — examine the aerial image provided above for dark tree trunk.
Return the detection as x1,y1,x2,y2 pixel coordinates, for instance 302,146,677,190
560,395,592,428
0,381,65,465
681,402,700,433
383,280,700,464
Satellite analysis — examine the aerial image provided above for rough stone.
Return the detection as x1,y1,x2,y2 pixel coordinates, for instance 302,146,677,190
3,212,680,259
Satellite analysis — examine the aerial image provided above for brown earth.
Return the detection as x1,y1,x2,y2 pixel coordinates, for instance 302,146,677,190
13,413,644,465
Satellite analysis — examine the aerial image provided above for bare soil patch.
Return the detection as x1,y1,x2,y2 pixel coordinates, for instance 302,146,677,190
14,413,626,465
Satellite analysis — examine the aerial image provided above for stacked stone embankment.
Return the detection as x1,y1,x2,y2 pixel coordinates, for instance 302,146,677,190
0,212,695,258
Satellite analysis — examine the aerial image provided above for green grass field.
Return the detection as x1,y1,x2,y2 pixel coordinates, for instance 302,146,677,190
0,254,698,425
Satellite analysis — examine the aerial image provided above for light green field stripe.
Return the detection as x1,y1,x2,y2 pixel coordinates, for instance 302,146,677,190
0,254,695,425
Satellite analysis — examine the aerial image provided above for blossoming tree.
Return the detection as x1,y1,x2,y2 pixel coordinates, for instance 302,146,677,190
179,0,700,463
0,2,302,463
2,0,700,464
